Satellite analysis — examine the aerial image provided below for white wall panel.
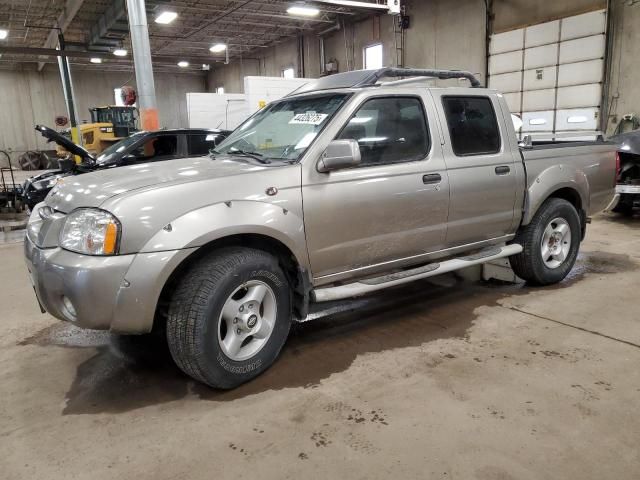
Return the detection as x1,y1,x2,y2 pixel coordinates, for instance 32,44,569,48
244,76,312,116
186,93,248,130
523,66,557,91
559,35,606,64
556,84,602,108
489,28,524,54
523,88,556,111
489,71,522,93
560,10,606,40
503,92,522,113
525,20,559,47
523,43,558,69
555,108,600,131
522,111,554,132
488,50,523,75
557,59,604,87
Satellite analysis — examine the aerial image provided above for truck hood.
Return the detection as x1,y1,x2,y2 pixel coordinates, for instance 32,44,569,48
45,155,278,212
35,124,95,162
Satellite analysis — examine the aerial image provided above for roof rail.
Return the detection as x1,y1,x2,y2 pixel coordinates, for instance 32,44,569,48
354,68,482,88
287,68,482,96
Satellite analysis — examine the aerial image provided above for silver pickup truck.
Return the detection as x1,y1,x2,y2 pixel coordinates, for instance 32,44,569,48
24,68,616,389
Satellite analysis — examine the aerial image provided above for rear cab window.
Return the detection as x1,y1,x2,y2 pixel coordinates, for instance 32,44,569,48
442,96,501,156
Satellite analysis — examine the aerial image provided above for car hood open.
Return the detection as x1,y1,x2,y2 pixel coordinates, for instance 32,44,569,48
35,124,95,162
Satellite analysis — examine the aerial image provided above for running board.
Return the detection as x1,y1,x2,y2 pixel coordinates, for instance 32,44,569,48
312,244,523,302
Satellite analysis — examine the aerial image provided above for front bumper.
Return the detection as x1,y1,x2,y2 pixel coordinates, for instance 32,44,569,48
24,235,196,333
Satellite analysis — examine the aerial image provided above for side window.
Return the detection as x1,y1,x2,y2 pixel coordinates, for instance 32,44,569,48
129,135,178,161
188,133,221,156
337,97,430,166
442,96,501,156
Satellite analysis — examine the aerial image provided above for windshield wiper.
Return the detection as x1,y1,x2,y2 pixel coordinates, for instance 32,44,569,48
229,149,271,164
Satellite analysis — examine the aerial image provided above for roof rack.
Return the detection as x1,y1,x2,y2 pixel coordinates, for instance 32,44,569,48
288,67,482,96
353,68,482,88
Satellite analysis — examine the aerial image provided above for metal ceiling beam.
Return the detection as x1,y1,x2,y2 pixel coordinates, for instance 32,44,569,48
0,45,236,65
37,0,86,71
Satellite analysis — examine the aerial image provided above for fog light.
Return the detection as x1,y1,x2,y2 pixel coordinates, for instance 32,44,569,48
61,296,77,319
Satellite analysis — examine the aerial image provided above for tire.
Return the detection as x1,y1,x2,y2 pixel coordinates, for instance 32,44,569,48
166,247,292,389
509,198,581,286
612,195,634,215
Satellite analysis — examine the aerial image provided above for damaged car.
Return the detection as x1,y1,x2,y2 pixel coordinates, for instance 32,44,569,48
23,125,230,210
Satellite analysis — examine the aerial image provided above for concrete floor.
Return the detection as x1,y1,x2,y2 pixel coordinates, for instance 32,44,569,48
1,213,639,479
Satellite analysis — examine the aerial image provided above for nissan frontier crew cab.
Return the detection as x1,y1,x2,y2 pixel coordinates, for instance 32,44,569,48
24,68,617,389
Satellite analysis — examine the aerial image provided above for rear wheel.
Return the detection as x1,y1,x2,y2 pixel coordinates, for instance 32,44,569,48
166,247,292,389
510,198,581,285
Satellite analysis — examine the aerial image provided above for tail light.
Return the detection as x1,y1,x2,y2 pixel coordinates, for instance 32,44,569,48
615,151,622,185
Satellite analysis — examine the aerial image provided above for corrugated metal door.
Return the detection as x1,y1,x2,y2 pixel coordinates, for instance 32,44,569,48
488,9,606,139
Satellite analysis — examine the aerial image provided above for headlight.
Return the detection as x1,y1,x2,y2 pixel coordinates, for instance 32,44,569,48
32,176,60,191
59,208,121,255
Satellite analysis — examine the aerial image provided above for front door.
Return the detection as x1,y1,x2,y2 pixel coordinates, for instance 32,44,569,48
302,94,450,284
432,92,519,247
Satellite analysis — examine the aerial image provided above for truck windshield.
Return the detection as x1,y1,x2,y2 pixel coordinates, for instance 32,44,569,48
215,93,349,162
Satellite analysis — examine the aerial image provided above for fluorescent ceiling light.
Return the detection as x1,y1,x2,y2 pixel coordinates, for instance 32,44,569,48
287,5,320,16
209,43,227,53
113,49,127,57
0,29,8,40
90,57,102,64
177,61,189,68
155,11,178,24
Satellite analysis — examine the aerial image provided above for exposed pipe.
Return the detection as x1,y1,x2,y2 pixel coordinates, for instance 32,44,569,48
318,21,342,36
319,37,326,75
56,32,83,159
126,0,158,130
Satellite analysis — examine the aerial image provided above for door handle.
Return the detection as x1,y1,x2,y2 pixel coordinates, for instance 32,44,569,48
422,173,442,184
495,165,511,175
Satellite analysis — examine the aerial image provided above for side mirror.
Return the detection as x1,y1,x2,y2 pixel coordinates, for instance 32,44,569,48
317,139,361,173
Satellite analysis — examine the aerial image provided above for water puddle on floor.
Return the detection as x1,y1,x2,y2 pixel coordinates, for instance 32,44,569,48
18,250,635,414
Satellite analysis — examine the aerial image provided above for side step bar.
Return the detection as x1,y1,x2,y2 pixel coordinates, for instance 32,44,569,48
312,244,523,303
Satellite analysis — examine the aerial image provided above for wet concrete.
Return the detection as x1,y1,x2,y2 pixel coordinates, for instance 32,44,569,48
3,214,640,479
16,249,635,415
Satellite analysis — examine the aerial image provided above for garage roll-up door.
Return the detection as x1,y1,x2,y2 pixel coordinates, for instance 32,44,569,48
488,9,606,139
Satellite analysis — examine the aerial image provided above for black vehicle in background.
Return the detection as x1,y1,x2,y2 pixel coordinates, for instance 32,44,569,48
23,125,230,209
609,128,640,215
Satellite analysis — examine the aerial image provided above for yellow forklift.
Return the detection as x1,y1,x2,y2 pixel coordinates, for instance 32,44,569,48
58,106,138,161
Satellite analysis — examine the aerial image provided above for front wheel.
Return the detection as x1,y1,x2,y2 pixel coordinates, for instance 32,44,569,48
509,198,581,285
166,247,292,389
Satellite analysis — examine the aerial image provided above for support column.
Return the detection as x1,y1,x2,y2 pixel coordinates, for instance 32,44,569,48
126,0,159,131
57,32,83,163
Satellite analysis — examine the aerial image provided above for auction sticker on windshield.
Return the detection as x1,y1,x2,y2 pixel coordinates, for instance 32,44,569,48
289,111,328,125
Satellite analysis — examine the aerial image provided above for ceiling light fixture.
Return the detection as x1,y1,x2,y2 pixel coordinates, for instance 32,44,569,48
287,5,320,16
155,11,178,24
90,57,103,64
209,43,227,53
0,29,8,40
113,49,127,57
177,61,189,68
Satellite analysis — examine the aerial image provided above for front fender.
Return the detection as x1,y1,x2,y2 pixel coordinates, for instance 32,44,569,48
522,164,589,225
139,200,309,269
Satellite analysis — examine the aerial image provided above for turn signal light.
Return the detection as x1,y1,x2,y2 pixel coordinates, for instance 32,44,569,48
104,222,118,255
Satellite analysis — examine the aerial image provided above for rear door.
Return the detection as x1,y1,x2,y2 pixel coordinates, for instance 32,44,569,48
302,92,450,283
432,91,519,246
